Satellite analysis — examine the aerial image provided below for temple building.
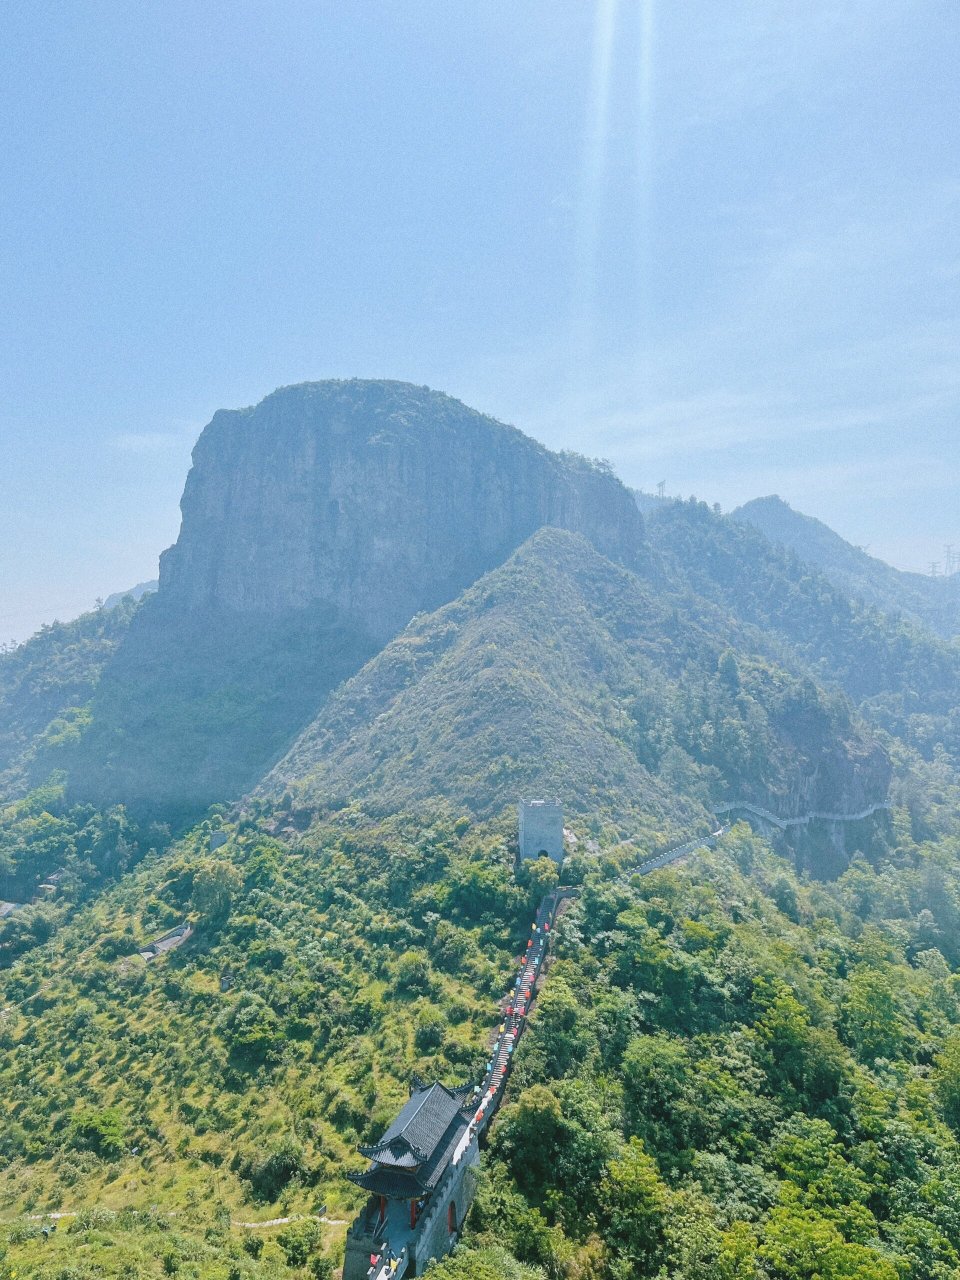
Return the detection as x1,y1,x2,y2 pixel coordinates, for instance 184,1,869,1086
342,1078,480,1279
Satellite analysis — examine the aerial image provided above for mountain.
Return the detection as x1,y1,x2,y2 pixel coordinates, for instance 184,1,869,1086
733,495,960,638
644,497,960,772
0,598,141,800
45,381,645,820
102,580,158,611
159,380,644,643
262,527,889,872
7,385,960,1279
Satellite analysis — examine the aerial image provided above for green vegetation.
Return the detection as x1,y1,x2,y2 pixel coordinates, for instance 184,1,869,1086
647,498,960,772
50,598,376,825
442,818,960,1279
0,779,168,969
0,598,139,799
266,529,884,875
6,462,960,1277
0,807,533,1275
733,495,960,640
0,797,958,1277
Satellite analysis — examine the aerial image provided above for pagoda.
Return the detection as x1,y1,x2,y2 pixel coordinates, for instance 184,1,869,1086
342,1078,479,1279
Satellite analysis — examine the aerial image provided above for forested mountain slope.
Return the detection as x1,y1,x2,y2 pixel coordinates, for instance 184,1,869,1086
47,593,378,825
6,388,960,1278
4,801,960,1280
261,528,888,859
644,499,960,770
0,598,140,802
733,495,960,639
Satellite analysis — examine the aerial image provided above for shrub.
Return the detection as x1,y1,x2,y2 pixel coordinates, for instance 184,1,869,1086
243,1136,309,1201
67,1106,125,1159
278,1218,322,1265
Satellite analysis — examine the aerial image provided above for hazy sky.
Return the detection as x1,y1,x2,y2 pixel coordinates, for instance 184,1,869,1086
2,1,959,642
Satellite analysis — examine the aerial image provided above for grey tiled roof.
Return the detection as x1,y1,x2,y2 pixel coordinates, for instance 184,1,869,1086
349,1081,472,1200
357,1136,426,1168
375,1083,463,1161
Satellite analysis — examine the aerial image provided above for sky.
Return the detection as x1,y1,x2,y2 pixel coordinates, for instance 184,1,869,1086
2,0,959,642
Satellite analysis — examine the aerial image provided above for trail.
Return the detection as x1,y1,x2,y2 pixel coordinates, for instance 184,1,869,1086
19,1209,347,1230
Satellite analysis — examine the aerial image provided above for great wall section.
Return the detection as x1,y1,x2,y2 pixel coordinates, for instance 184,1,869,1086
345,797,892,1280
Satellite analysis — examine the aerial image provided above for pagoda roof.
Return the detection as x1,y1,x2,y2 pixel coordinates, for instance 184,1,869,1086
357,1135,428,1168
347,1080,473,1200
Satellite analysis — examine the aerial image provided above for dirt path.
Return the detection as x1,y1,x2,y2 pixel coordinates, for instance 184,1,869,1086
19,1209,348,1230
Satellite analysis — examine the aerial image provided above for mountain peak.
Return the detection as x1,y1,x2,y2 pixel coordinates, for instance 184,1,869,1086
732,495,960,637
159,379,644,643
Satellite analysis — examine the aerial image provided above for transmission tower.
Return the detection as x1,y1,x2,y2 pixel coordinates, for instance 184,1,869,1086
656,480,666,500
929,561,941,578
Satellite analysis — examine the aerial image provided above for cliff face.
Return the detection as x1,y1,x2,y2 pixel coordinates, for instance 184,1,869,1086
159,380,644,642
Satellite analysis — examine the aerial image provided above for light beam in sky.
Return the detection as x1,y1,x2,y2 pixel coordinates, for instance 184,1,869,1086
635,0,655,342
571,0,620,367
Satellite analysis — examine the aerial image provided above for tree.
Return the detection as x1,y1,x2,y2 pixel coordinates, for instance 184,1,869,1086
527,976,592,1078
758,1206,898,1280
599,1137,669,1275
218,992,284,1067
718,649,741,693
621,1033,695,1159
491,1083,616,1224
934,1034,960,1131
392,948,434,994
278,1219,322,1265
843,969,904,1064
67,1106,125,1159
754,985,846,1114
191,858,241,924
518,856,560,912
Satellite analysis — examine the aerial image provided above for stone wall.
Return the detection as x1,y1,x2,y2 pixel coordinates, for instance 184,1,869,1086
410,1139,480,1275
519,799,563,862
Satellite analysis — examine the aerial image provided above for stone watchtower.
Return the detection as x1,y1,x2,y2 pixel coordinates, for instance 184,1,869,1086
518,799,563,863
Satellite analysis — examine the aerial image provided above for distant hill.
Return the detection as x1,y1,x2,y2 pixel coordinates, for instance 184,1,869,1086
102,580,157,611
11,384,944,844
160,379,644,642
0,599,140,800
644,497,960,771
262,527,888,868
44,381,647,820
6,388,960,1280
732,495,960,638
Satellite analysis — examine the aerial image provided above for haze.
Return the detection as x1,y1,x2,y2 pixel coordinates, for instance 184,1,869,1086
2,0,958,642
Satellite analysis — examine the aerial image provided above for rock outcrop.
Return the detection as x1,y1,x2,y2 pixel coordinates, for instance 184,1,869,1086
51,381,645,818
159,380,644,642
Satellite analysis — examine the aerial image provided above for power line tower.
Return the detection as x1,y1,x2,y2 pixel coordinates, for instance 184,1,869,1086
944,544,955,576
929,561,941,578
656,480,665,500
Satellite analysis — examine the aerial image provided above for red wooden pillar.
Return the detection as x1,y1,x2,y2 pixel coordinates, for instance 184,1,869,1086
379,1195,387,1223
410,1199,418,1229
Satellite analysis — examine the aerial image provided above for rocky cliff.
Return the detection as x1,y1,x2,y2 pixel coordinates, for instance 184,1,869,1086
46,381,645,818
159,380,644,642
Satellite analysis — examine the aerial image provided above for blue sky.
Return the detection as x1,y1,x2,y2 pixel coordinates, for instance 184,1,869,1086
2,1,959,641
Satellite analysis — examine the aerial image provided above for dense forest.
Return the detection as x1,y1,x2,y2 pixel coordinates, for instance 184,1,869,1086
3,793,960,1278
